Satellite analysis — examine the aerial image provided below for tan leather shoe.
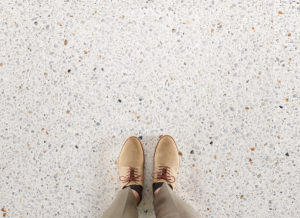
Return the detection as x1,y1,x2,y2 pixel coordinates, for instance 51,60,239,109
118,136,144,189
153,135,180,188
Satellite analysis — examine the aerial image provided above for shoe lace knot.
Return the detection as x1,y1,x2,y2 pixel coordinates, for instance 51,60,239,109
152,166,175,183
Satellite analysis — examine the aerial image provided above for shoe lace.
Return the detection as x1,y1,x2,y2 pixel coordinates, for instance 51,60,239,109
152,166,175,183
119,167,142,184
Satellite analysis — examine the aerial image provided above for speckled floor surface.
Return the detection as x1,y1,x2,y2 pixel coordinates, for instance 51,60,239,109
1,0,300,217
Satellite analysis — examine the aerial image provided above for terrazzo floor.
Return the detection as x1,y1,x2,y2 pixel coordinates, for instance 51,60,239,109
1,0,300,217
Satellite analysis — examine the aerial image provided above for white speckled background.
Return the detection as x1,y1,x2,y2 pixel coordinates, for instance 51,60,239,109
0,0,300,217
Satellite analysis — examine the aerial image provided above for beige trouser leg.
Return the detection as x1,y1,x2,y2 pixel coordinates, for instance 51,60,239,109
154,183,199,218
102,187,138,218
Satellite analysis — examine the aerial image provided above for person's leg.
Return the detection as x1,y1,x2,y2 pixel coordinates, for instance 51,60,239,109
153,183,198,218
102,187,138,218
152,135,199,218
102,136,144,218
